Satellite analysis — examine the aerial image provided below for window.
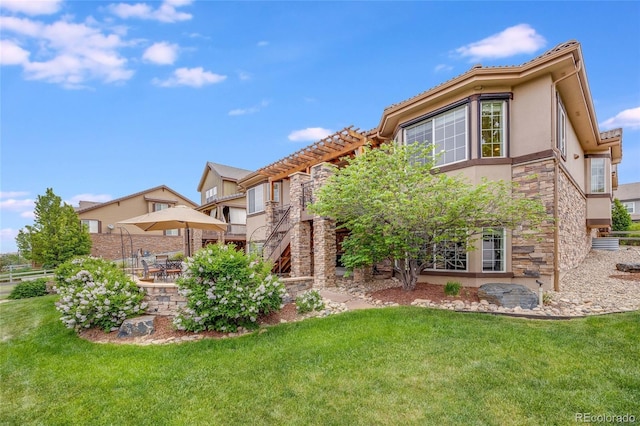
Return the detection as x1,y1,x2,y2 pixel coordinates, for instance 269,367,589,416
81,219,99,233
482,228,505,272
248,185,265,214
622,202,635,214
591,158,605,193
480,101,506,158
405,105,467,166
272,182,281,203
421,237,468,271
205,187,217,203
557,97,567,158
154,203,178,235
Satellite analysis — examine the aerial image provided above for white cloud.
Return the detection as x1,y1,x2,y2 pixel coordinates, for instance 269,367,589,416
257,41,269,47
238,71,251,81
143,42,179,65
288,127,333,142
153,67,227,88
456,24,546,61
108,0,192,23
0,0,62,15
434,64,453,73
228,100,269,116
0,228,21,253
0,197,35,212
0,191,29,199
0,39,30,65
0,15,134,88
67,193,112,206
600,107,640,130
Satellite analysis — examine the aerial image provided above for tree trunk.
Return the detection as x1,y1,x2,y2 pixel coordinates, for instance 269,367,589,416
394,258,419,291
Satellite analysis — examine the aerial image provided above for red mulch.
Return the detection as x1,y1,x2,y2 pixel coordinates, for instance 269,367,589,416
78,283,479,344
370,282,480,305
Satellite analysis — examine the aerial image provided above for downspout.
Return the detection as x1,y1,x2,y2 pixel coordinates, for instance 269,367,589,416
550,58,582,291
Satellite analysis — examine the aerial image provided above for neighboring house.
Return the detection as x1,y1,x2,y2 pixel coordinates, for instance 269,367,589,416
614,182,640,222
76,185,198,259
242,40,623,292
195,162,253,250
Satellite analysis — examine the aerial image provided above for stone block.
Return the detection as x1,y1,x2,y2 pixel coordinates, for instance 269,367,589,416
616,263,640,273
117,315,155,338
478,283,538,309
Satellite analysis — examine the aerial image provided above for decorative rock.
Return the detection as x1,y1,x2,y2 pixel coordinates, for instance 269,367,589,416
117,315,155,338
478,283,538,309
616,263,640,273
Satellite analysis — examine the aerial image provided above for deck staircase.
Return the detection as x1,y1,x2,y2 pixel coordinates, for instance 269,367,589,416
263,205,292,275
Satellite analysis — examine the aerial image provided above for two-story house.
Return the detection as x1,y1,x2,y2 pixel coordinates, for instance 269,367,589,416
614,182,640,222
196,162,253,250
76,185,198,259
242,40,623,293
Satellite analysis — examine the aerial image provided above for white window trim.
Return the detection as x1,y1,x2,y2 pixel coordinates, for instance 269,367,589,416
482,228,505,273
248,185,265,214
557,96,567,158
622,202,635,214
404,104,468,167
590,158,606,193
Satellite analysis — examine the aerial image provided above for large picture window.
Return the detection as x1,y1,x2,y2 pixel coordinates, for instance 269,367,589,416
420,235,468,271
81,219,99,233
405,105,467,167
248,185,265,214
482,228,505,272
480,101,506,158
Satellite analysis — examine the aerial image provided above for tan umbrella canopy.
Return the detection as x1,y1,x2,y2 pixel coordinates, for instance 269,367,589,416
119,205,227,256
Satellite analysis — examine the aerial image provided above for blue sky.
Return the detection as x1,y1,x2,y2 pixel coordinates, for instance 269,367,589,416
1,0,639,253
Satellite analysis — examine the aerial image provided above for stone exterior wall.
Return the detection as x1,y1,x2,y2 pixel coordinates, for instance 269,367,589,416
557,168,591,273
138,283,187,316
311,163,337,288
511,158,556,281
282,277,314,299
90,233,184,260
290,173,313,277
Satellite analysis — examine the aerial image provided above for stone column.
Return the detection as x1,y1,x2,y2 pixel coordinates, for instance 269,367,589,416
290,172,312,277
311,163,338,288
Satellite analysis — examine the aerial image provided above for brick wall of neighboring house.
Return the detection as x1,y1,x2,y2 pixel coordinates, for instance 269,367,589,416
90,234,184,260
557,168,592,274
511,158,556,282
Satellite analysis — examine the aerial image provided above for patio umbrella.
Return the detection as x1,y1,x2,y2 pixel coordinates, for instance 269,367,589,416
118,205,227,256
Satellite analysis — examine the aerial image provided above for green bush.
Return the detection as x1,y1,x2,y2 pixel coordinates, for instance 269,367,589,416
54,257,148,331
173,244,286,332
444,281,461,296
169,252,185,261
8,278,48,299
296,290,325,313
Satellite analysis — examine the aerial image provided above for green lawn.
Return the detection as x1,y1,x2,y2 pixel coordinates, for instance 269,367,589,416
1,296,639,425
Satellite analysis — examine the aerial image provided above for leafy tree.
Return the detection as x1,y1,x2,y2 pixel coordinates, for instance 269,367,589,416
611,198,632,232
16,188,91,268
310,143,548,291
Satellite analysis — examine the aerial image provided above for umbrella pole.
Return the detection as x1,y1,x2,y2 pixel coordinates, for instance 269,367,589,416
186,227,191,257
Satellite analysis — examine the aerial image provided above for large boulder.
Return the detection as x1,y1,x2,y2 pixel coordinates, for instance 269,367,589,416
616,263,640,273
478,283,538,309
117,315,156,338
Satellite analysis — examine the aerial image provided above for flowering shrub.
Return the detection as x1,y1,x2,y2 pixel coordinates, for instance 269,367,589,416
173,244,286,332
295,290,325,314
54,257,147,331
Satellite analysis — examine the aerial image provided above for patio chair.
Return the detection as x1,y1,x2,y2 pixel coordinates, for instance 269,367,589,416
141,259,163,280
165,260,182,280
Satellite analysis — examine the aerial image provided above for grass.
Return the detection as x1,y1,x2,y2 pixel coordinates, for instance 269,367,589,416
1,296,639,425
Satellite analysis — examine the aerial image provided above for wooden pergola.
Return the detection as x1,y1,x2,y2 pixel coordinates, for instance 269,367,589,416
256,126,379,182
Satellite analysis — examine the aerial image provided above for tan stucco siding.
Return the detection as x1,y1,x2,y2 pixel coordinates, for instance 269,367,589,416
246,212,267,243
510,76,553,158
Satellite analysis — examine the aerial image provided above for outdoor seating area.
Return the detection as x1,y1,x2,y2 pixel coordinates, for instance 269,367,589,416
141,257,183,282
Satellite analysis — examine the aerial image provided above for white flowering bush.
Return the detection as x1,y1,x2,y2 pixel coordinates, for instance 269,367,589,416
295,290,325,314
173,244,286,332
54,257,147,331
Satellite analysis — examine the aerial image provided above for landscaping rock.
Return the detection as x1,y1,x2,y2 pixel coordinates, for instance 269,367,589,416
117,315,155,338
616,263,640,273
478,283,538,309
